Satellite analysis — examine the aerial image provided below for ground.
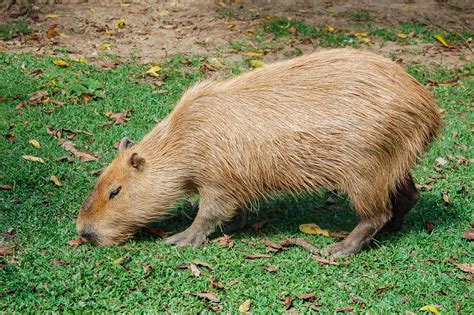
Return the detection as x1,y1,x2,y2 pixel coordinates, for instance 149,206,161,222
1,0,473,313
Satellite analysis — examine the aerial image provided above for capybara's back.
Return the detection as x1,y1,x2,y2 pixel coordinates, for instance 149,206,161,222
77,49,441,258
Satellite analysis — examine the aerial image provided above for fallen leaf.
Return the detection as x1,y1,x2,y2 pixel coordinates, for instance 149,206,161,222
53,60,69,67
241,239,257,246
80,93,92,104
28,139,41,149
336,306,354,312
349,293,366,307
457,263,474,273
46,24,59,39
243,50,265,57
249,60,265,68
420,305,440,315
238,299,251,312
49,260,66,265
112,255,129,266
66,238,84,246
262,239,283,251
288,26,297,34
209,275,224,289
354,32,368,37
441,191,451,206
114,19,127,28
0,246,15,256
463,230,474,240
424,221,434,234
98,43,112,50
264,265,278,272
296,293,316,302
212,234,234,248
282,296,292,310
324,26,334,32
28,91,49,105
143,264,153,275
244,253,271,259
314,256,343,266
435,157,448,166
1,184,12,190
397,33,408,39
50,175,62,187
146,65,161,78
299,223,330,237
191,292,220,303
5,134,15,142
22,155,45,163
302,38,312,45
193,259,213,270
106,109,132,124
59,139,98,162
434,34,449,47
54,156,75,163
45,14,60,19
189,263,201,277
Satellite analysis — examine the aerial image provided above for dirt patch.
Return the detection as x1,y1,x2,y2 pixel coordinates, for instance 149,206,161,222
1,0,472,68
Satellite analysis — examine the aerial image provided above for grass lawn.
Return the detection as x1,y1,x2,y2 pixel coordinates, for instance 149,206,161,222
0,50,473,313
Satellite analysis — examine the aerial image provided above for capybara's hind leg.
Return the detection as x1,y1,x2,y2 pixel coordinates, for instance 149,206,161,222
381,173,419,233
165,194,236,248
322,192,390,258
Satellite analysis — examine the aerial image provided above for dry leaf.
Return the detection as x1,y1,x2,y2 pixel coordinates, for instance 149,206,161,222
299,223,330,237
249,60,265,68
420,305,440,315
112,255,129,266
106,109,132,124
98,43,112,50
434,34,449,47
66,238,85,246
441,191,451,206
146,65,161,78
354,32,368,37
288,26,297,34
238,299,251,312
22,155,45,163
282,296,292,310
262,239,283,251
191,292,220,303
0,246,16,256
302,38,312,45
209,275,224,289
264,265,277,272
0,184,12,190
336,306,354,312
189,263,201,277
397,33,408,39
424,221,434,234
143,264,153,275
59,139,98,162
324,26,334,32
46,24,59,39
212,234,234,248
49,260,66,265
114,19,127,29
50,175,62,187
193,259,213,270
28,91,49,105
53,60,69,67
462,230,474,240
28,139,41,149
435,157,448,166
244,253,271,259
457,263,474,273
296,293,316,302
243,50,265,57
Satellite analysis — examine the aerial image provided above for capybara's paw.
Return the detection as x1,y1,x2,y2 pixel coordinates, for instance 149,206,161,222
322,241,360,259
165,229,206,249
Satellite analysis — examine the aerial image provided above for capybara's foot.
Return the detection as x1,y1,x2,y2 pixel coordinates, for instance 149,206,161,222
321,241,361,259
165,228,206,248
222,211,248,234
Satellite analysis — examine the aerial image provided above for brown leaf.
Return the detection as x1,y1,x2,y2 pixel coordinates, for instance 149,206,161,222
296,293,316,302
315,256,343,266
59,139,98,162
49,260,66,265
46,24,59,39
209,275,224,289
244,253,271,259
462,230,474,240
441,191,451,206
50,175,62,187
212,234,234,248
22,155,45,163
81,93,92,104
302,38,312,45
66,238,85,246
329,231,350,239
241,239,257,246
143,264,153,275
28,91,49,105
288,26,297,34
1,184,12,190
349,293,366,307
470,222,474,228
1,228,15,240
191,291,220,303
193,258,213,270
189,263,201,277
336,306,354,312
424,221,434,234
0,246,16,256
262,239,283,250
6,134,15,142
238,299,251,312
105,109,132,124
54,156,75,163
457,263,474,274
264,264,278,272
282,296,293,310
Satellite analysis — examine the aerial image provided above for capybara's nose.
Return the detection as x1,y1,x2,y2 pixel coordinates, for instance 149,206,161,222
79,224,96,242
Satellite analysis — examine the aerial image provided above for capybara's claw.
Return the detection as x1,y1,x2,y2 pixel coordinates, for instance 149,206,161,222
322,242,359,259
165,229,206,249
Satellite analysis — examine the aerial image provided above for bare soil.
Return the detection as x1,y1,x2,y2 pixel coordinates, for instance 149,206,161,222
1,0,472,68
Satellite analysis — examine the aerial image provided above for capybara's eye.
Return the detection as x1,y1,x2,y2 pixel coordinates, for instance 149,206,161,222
109,186,122,200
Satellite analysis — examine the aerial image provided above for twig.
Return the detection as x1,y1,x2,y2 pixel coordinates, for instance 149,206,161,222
279,238,320,255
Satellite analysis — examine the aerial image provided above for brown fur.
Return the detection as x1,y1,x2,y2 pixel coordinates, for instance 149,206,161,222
77,49,440,257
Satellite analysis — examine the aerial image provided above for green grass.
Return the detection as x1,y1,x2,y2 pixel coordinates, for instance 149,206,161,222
1,52,473,313
0,19,31,40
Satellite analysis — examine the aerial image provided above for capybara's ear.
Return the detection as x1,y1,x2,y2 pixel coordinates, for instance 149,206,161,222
129,152,145,170
119,137,134,151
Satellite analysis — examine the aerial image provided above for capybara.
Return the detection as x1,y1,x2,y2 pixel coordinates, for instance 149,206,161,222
76,49,441,258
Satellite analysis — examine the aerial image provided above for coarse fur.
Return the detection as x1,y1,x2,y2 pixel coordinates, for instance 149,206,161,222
77,48,441,258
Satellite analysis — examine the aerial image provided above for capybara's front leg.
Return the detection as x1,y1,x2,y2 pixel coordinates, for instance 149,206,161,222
165,194,235,248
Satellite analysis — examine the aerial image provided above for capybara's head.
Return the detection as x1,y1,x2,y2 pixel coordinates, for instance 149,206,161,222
76,137,149,245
